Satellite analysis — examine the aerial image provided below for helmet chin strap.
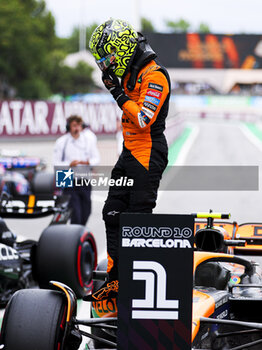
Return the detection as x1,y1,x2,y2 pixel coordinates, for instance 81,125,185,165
126,33,157,91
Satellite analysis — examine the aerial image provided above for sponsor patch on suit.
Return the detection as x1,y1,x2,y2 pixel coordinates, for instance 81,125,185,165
137,112,146,128
142,107,154,119
144,96,160,106
143,115,151,124
148,83,163,92
146,89,162,99
143,101,157,112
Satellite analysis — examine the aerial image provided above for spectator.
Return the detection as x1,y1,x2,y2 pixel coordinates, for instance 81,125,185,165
53,115,100,225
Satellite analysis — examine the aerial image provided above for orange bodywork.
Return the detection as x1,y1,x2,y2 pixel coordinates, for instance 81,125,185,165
195,221,262,251
192,252,234,341
192,289,215,341
236,223,262,251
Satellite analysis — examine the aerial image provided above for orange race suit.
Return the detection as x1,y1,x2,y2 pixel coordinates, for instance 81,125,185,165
102,58,170,280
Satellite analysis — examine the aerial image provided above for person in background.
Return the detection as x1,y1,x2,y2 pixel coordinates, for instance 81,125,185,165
53,115,100,225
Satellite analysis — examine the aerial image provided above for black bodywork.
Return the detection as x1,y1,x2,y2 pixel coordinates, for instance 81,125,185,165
0,192,71,305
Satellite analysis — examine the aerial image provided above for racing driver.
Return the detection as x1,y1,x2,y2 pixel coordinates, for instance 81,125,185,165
85,19,170,301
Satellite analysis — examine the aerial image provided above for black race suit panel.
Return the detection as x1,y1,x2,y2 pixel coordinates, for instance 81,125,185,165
103,146,167,280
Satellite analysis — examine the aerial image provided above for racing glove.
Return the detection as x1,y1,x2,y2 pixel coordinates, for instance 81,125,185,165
102,70,129,109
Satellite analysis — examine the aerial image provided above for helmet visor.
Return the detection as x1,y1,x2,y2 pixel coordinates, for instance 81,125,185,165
96,53,116,72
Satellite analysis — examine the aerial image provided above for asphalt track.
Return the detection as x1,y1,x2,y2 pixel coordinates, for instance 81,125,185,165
157,119,262,223
1,118,262,346
4,118,262,247
2,118,262,274
86,119,262,260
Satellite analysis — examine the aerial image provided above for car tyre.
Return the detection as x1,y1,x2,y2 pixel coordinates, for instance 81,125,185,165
36,224,97,298
32,172,55,195
1,289,67,350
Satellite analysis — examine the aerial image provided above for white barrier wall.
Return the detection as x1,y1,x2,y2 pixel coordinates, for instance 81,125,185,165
171,95,262,118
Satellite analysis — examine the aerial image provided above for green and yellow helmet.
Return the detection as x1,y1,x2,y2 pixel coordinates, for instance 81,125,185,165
89,19,138,77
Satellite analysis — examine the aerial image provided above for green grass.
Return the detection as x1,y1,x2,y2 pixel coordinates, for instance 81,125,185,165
167,126,193,166
245,122,262,141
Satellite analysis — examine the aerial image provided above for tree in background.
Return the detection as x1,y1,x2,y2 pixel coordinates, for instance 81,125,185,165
0,0,95,99
59,23,99,54
47,51,94,95
198,22,211,33
0,0,56,98
0,0,215,100
141,17,155,32
165,18,212,33
165,18,191,33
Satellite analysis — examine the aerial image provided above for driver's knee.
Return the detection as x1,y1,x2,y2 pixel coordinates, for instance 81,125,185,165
102,199,127,227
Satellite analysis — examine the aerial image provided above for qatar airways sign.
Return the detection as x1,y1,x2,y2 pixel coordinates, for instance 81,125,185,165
0,101,121,137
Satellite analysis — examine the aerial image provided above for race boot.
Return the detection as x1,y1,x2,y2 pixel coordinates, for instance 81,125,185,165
83,280,119,301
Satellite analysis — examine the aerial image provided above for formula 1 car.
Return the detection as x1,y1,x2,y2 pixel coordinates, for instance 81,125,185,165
88,213,262,350
1,213,262,350
195,215,262,255
0,192,97,305
0,149,54,195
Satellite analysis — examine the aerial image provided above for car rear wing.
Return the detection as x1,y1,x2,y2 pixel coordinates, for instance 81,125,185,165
195,220,262,254
0,193,71,223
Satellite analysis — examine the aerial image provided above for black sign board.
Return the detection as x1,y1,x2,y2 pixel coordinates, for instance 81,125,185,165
117,213,194,350
145,32,262,69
